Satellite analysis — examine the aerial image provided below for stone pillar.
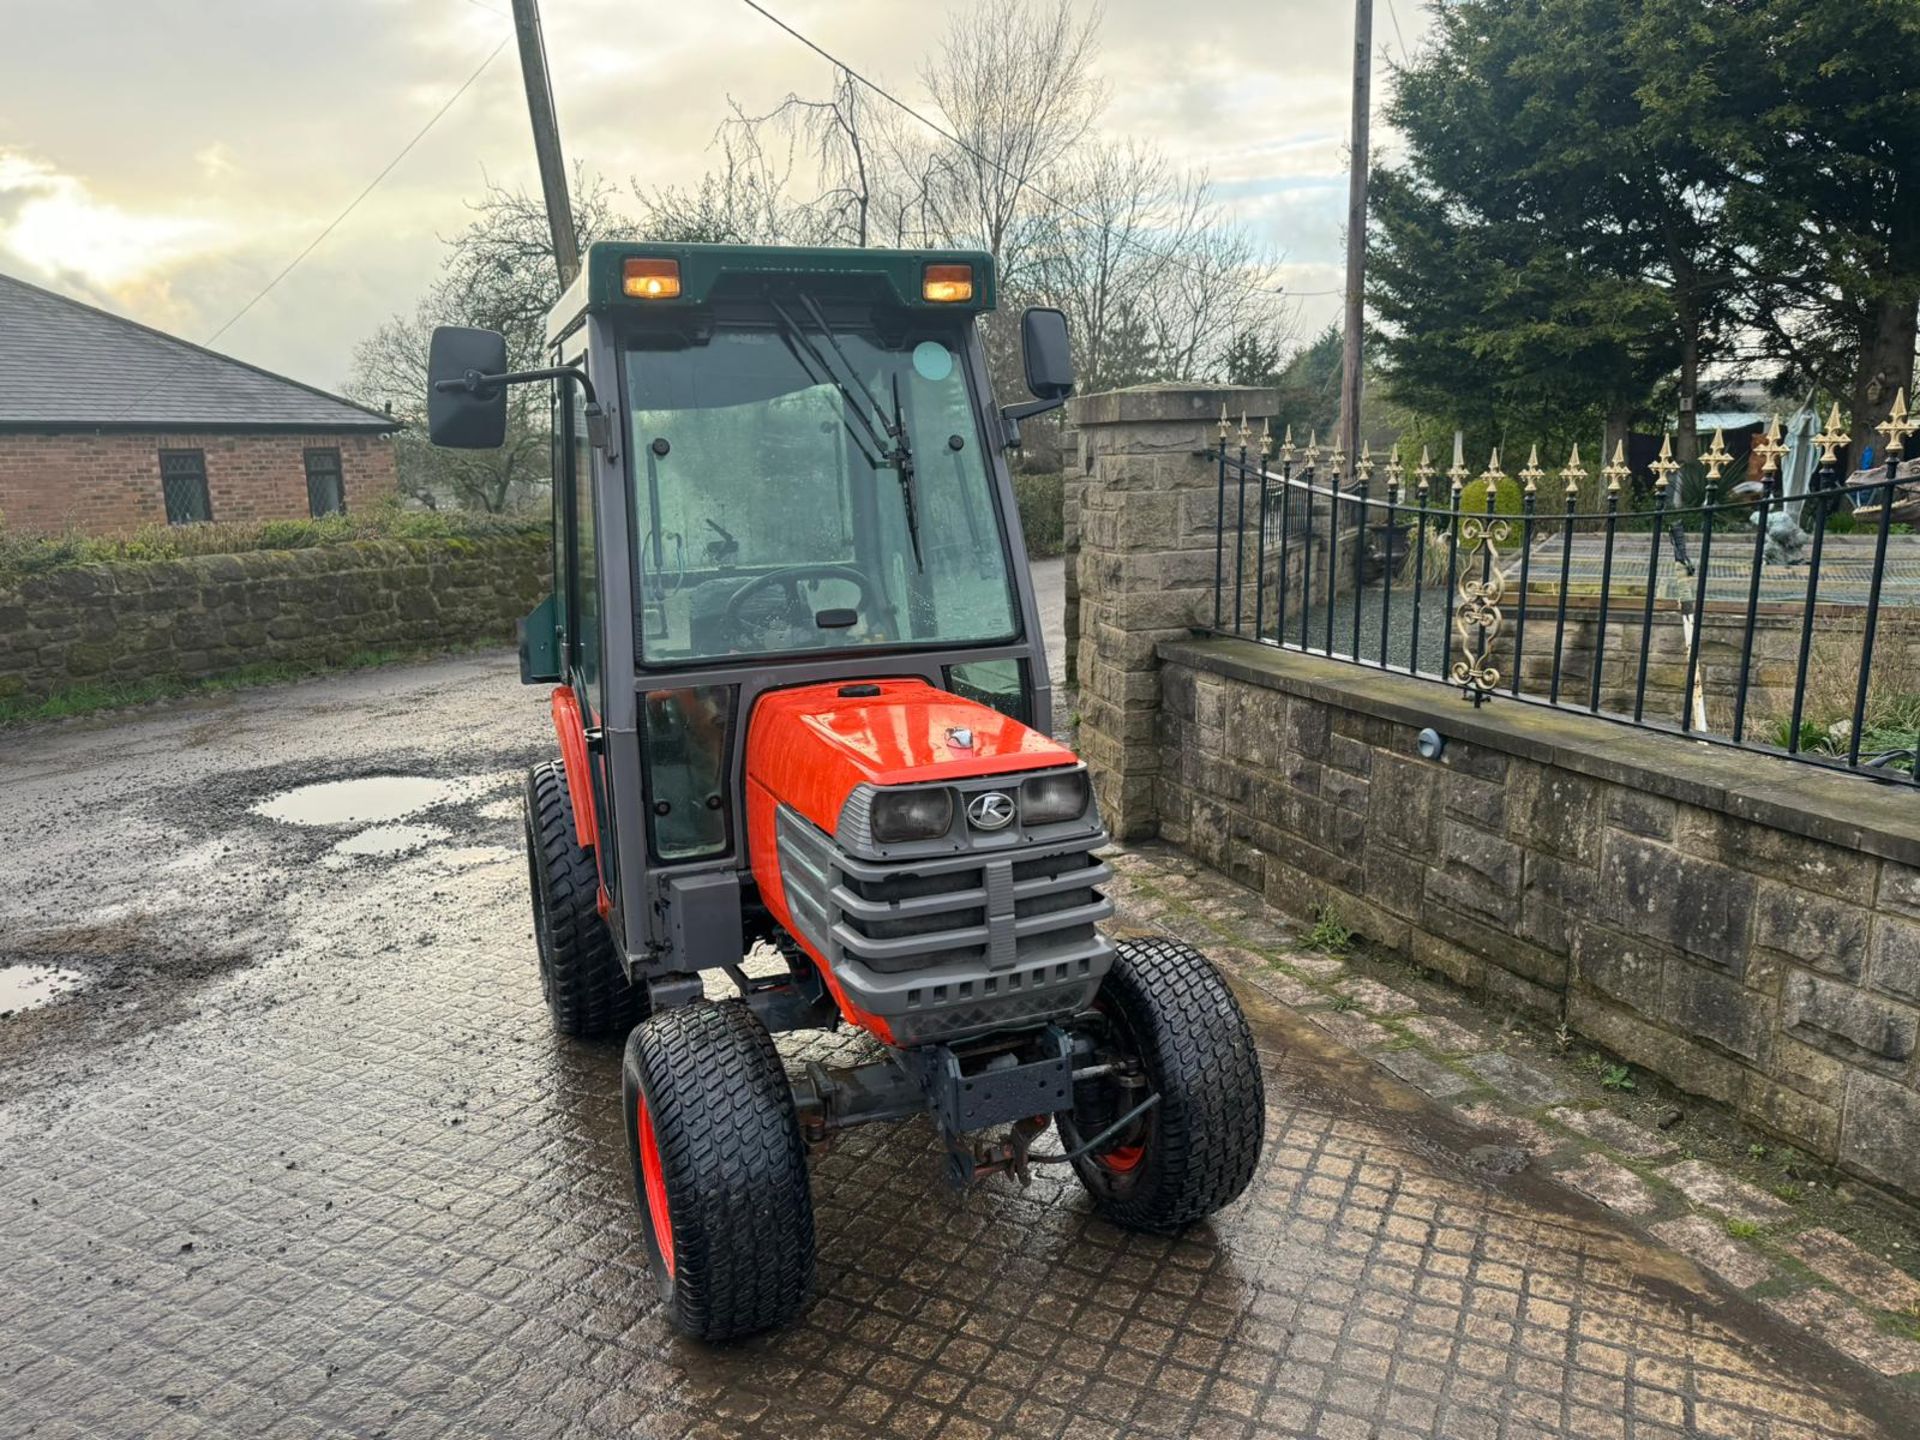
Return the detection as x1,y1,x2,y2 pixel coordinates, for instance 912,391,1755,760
1071,383,1281,840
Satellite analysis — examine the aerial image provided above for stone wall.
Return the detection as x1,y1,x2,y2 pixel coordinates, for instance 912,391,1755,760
1069,378,1920,1205
1151,636,1920,1204
1510,597,1920,737
0,532,549,702
0,431,398,536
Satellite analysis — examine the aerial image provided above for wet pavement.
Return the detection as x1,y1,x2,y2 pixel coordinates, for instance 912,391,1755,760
0,557,1910,1438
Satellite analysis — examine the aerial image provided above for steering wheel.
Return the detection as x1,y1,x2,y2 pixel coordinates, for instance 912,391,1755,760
721,565,886,649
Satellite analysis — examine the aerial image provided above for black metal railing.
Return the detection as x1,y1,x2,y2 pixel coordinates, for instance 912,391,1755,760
1203,409,1920,785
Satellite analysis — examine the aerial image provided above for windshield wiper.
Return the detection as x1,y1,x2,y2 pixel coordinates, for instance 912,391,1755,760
766,298,889,468
769,296,924,572
889,371,924,570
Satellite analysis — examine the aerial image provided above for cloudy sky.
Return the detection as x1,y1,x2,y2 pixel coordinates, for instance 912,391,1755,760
0,0,1429,395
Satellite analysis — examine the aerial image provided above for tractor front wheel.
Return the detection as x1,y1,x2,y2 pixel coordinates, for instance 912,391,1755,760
621,1001,816,1341
1059,937,1266,1232
523,761,643,1037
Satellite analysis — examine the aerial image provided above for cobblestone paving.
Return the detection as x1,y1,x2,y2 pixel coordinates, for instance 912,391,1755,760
0,653,1909,1439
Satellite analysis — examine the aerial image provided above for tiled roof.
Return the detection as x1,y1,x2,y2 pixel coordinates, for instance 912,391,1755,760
0,270,399,432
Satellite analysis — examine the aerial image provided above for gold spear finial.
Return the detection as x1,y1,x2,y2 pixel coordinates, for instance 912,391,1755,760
1260,417,1273,460
1386,444,1405,487
1603,440,1631,495
1877,388,1914,455
1238,411,1251,447
1701,428,1733,485
1518,444,1544,494
1480,447,1506,486
1562,443,1587,495
1750,415,1786,478
1446,446,1472,493
1650,433,1682,494
1356,442,1375,484
1279,424,1297,465
1303,428,1321,468
1328,437,1347,481
1218,403,1231,441
1415,445,1436,497
1816,402,1848,465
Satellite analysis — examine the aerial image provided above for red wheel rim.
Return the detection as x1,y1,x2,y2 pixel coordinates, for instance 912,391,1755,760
1099,1142,1146,1173
635,1094,674,1278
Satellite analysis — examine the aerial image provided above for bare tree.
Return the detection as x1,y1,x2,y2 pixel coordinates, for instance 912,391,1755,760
347,167,635,511
919,0,1104,289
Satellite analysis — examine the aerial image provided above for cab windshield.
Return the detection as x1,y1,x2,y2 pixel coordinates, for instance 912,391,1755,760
624,311,1018,666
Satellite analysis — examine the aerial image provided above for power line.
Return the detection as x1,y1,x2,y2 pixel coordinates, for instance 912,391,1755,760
125,33,512,412
738,0,1346,304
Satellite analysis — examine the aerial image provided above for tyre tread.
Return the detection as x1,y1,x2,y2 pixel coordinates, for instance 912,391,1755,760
524,761,641,1036
625,1002,815,1340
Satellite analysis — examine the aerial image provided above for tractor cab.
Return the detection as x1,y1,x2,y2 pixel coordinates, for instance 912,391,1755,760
426,242,1264,1342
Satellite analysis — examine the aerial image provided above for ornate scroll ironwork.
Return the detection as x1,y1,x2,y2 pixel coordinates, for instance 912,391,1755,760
1450,454,1514,703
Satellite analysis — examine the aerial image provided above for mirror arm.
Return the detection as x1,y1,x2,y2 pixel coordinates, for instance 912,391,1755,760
999,394,1069,449
433,365,616,459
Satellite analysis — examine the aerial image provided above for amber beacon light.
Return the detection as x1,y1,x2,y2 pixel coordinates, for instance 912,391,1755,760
921,264,974,302
623,257,682,299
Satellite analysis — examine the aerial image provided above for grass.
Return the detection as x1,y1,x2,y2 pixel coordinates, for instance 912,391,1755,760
1758,612,1920,774
1724,1218,1762,1240
0,502,545,588
0,645,482,727
1307,904,1354,954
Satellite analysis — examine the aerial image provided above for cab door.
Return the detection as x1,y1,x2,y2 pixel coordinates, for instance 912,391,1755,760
558,348,622,896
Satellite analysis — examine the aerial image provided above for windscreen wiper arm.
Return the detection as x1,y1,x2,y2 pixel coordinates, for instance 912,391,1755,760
889,372,925,571
771,294,924,571
766,298,890,468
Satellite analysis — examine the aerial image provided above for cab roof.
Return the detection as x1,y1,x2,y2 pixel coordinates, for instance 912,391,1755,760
547,241,996,347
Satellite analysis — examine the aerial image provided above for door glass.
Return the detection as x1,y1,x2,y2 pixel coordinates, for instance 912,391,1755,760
946,659,1031,725
571,383,599,691
642,686,732,861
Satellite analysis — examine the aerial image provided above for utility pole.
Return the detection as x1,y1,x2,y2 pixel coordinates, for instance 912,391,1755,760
1337,0,1373,474
510,0,581,288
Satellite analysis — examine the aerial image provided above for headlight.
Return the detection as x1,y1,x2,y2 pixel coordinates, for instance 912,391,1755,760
1020,770,1090,825
870,787,954,844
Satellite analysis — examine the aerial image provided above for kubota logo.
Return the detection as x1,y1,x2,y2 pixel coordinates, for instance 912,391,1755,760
966,791,1016,831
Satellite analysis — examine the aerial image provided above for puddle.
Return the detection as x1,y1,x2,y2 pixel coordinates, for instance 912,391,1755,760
0,964,87,1018
331,823,452,857
252,776,469,827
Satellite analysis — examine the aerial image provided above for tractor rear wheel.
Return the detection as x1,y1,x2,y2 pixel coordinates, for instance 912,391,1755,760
621,1002,816,1341
1059,937,1265,1232
523,761,643,1037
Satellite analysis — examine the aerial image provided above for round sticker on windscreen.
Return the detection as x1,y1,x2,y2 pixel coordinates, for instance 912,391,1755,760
912,341,954,381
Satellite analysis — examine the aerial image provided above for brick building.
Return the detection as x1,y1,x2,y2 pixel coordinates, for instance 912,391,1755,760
0,272,400,536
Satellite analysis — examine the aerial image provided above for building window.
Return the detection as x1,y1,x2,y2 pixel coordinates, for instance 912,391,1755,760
159,449,211,524
304,447,345,516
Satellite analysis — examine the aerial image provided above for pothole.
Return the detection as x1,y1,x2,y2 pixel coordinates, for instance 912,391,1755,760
0,964,88,1018
252,776,470,827
331,823,453,857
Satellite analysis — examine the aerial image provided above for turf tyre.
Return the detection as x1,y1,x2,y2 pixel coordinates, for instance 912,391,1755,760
621,1002,816,1340
523,761,642,1037
1061,937,1265,1231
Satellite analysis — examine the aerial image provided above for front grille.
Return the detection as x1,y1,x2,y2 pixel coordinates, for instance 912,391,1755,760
775,803,1114,1041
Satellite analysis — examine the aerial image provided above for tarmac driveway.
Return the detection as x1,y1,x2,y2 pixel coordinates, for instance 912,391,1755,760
0,557,1906,1438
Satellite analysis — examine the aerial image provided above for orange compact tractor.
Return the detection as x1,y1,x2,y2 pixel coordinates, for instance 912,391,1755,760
427,243,1265,1340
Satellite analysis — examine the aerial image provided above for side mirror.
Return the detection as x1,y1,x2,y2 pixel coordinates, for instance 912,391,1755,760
427,325,509,449
1021,307,1074,401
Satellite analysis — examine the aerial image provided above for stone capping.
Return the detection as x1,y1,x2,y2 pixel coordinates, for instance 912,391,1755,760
1159,635,1920,871
1066,382,1281,429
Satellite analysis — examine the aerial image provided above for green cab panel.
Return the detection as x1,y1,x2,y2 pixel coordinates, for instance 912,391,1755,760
518,593,562,685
